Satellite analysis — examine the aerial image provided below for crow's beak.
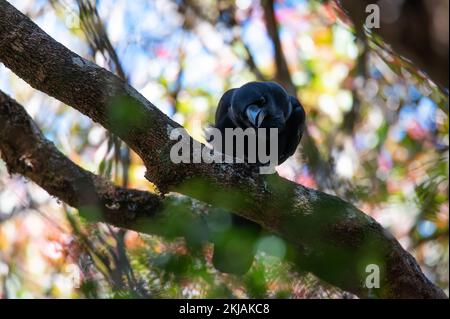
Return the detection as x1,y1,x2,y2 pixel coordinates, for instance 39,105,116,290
246,104,266,128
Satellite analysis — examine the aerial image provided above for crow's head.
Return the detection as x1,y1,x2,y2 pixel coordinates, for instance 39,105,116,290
229,81,293,130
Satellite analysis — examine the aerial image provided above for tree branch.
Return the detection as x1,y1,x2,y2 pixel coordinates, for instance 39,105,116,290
0,1,446,298
261,0,338,191
261,0,296,95
0,90,162,231
337,0,449,90
0,89,213,244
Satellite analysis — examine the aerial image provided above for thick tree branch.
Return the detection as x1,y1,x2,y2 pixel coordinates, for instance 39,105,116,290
0,1,446,298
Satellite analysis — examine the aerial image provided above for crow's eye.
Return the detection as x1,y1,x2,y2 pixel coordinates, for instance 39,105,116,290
256,96,266,106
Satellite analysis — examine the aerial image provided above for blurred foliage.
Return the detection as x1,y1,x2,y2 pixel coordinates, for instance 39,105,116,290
0,0,448,298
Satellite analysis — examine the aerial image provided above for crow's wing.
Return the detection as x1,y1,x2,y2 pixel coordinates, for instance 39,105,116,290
278,96,306,164
214,88,237,128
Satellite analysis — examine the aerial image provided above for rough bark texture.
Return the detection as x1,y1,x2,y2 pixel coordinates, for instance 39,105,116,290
0,1,447,298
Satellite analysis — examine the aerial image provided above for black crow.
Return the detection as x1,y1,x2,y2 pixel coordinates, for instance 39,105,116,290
211,81,306,275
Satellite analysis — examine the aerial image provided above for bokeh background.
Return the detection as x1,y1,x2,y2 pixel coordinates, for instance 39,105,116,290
0,0,448,298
